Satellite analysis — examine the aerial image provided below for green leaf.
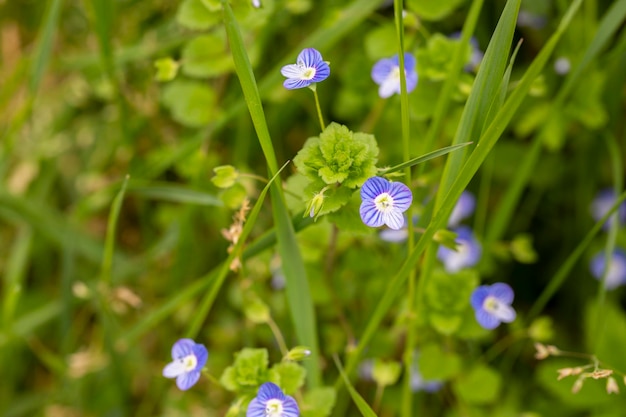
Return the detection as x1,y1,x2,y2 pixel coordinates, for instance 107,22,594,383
302,387,337,417
243,296,270,324
153,57,180,82
181,33,234,78
270,362,306,395
211,165,239,188
176,0,220,30
416,34,471,80
161,80,219,127
453,364,502,405
129,182,222,206
425,269,479,334
372,359,402,387
406,0,466,20
418,344,462,380
220,348,270,391
333,356,378,417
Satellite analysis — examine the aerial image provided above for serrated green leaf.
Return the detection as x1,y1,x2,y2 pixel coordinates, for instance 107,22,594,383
222,348,270,390
302,387,337,417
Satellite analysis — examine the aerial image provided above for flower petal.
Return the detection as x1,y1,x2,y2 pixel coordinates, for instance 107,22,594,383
388,182,413,211
176,370,200,390
360,177,390,201
491,301,516,323
311,61,330,82
383,210,405,230
298,48,323,68
281,64,306,79
402,52,416,71
171,338,194,359
475,308,501,329
192,344,209,371
246,398,265,417
257,382,286,402
378,75,400,98
371,58,396,84
489,283,514,304
163,360,186,378
281,396,300,417
360,201,385,227
470,286,489,310
283,78,312,90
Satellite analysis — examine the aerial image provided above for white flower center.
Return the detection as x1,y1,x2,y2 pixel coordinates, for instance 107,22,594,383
390,66,401,80
301,67,316,80
374,193,395,213
265,399,284,417
180,354,197,372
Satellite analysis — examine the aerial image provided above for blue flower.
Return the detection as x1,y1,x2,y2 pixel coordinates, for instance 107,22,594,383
371,53,418,98
448,191,476,227
590,188,626,231
590,249,626,290
436,226,481,273
360,176,413,230
280,48,330,90
162,338,208,390
470,283,516,329
247,382,299,417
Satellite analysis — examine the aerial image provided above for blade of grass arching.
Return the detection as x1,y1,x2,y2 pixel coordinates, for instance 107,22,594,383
0,301,61,347
379,142,472,175
527,190,626,322
128,182,223,207
339,0,584,383
418,0,484,159
187,161,290,339
222,0,320,387
485,0,626,246
101,175,129,285
334,355,379,417
2,227,33,330
592,133,622,349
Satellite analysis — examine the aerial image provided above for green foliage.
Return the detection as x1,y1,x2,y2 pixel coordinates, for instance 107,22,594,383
212,165,240,188
406,0,466,21
294,123,379,189
220,348,270,392
181,33,234,78
153,57,180,82
417,34,472,81
453,364,502,405
270,361,306,394
161,79,219,127
302,387,337,417
372,359,402,386
418,343,462,380
176,0,221,30
424,269,479,334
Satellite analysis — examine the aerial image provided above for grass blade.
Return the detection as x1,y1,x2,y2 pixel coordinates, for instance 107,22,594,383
379,142,472,175
334,355,379,417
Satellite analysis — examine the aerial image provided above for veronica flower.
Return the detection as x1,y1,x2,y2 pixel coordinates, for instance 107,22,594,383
436,226,481,273
371,53,418,98
589,249,626,290
360,176,413,230
590,188,626,230
470,283,516,329
448,191,476,227
280,48,330,90
162,338,208,390
247,382,299,417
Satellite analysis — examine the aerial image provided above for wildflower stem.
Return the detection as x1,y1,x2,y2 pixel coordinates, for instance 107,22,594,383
311,88,325,131
267,316,289,357
201,369,222,386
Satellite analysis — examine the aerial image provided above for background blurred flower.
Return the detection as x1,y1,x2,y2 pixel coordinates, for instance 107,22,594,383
281,48,330,89
470,283,516,329
448,190,476,227
360,176,413,230
437,226,481,273
247,382,299,417
589,249,626,290
590,188,626,230
162,338,208,390
371,53,418,98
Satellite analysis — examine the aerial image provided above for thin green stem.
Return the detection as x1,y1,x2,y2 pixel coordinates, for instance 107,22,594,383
267,316,289,357
311,87,325,131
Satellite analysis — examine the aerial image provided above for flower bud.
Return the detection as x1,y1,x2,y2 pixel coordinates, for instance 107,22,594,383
284,346,312,362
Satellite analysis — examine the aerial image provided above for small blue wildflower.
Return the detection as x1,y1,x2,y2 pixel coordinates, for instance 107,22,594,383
448,191,476,227
360,176,413,230
371,53,418,98
470,283,516,330
162,338,208,390
436,226,481,273
280,48,330,90
247,382,299,417
590,188,626,230
590,249,626,290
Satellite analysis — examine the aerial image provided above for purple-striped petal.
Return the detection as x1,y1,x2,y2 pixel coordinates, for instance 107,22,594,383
284,78,312,89
475,308,501,330
176,370,201,391
384,210,405,230
172,338,194,359
489,282,514,304
298,48,322,68
371,58,396,84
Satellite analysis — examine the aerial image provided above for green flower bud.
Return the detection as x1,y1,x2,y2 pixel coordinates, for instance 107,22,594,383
212,165,239,188
284,346,312,362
